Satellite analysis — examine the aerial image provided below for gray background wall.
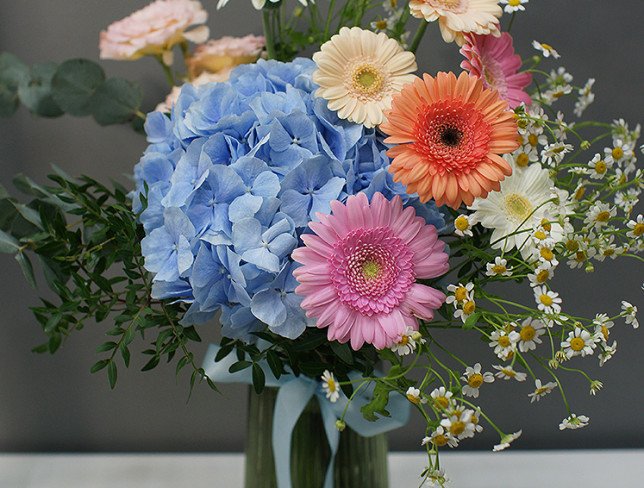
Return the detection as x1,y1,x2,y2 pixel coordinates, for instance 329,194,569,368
0,0,642,452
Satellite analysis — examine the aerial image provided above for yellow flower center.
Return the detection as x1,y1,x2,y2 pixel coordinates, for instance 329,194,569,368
516,152,530,167
612,147,624,160
362,260,381,279
449,420,466,436
505,193,533,221
569,337,585,351
540,218,552,231
565,239,579,252
434,396,450,409
374,19,388,30
502,368,516,377
633,223,644,236
407,393,421,404
540,247,555,261
520,325,536,341
539,294,553,306
463,300,476,315
468,373,484,388
327,378,337,392
575,251,586,262
596,211,611,222
432,434,449,447
455,215,470,231
603,248,615,257
534,230,548,240
351,64,385,98
399,335,410,345
535,269,550,284
527,134,538,147
535,386,549,395
594,160,607,174
541,43,554,52
454,286,468,302
508,0,521,5
574,186,586,200
498,335,511,347
601,325,610,341
492,264,507,275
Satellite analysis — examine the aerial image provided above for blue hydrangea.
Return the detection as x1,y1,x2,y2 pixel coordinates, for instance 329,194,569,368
134,58,446,342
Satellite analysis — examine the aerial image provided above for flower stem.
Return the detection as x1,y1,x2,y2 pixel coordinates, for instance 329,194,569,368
262,9,277,60
409,21,428,54
156,56,176,87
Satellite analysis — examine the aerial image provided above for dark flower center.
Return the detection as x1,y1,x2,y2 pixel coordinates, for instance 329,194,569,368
440,125,463,147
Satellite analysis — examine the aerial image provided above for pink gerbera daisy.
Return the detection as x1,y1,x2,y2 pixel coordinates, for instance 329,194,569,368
460,32,532,109
292,192,448,351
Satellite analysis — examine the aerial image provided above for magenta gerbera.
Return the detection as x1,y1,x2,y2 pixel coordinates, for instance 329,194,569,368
292,192,449,351
460,32,532,109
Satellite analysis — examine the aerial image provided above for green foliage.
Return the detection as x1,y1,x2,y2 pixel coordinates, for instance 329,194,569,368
0,52,143,125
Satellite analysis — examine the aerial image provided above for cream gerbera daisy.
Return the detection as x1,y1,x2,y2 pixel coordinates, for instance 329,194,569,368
312,27,417,128
409,0,502,46
469,161,569,258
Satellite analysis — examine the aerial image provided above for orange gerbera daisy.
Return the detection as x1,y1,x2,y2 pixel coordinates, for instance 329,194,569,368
380,71,519,209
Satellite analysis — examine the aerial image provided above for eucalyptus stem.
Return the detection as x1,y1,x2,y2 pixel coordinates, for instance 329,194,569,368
262,9,277,60
409,21,428,54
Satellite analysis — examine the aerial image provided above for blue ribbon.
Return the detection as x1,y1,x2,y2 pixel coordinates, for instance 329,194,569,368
203,344,410,488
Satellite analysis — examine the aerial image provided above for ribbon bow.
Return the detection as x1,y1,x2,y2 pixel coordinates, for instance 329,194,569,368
203,344,410,488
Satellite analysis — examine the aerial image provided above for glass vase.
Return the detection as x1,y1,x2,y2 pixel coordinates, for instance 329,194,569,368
245,386,389,488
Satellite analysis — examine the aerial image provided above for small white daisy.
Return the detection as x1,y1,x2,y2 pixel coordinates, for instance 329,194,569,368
532,40,560,59
321,370,340,403
486,256,513,277
626,214,644,239
391,326,425,356
541,142,573,166
430,386,454,410
406,386,427,405
528,264,555,287
533,286,562,314
574,78,595,117
528,379,557,403
423,467,450,487
517,317,546,352
425,425,459,448
592,313,614,343
587,153,611,179
604,138,634,165
440,410,477,440
493,430,522,452
599,340,617,367
559,414,589,430
454,213,476,237
446,282,474,306
489,329,520,359
621,301,639,328
584,202,616,229
454,299,477,323
561,327,596,358
493,364,527,382
461,363,494,398
500,0,528,13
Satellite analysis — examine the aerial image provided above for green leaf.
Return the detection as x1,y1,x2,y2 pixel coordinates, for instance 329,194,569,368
0,229,19,253
107,361,118,389
90,78,142,125
96,341,117,353
266,350,283,379
51,59,105,116
10,202,43,229
18,62,64,117
0,83,19,117
228,360,252,374
15,252,36,288
252,362,266,394
330,341,353,365
463,312,481,330
90,359,109,373
360,382,391,422
0,53,29,89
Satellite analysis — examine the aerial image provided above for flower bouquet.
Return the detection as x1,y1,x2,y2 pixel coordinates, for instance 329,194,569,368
0,1,642,487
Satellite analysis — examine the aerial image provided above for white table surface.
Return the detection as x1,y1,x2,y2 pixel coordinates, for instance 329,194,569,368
1,451,643,487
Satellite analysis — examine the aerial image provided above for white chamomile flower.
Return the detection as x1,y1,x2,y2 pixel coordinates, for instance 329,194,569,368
590,380,603,395
614,189,640,215
454,299,477,323
454,213,476,237
493,364,527,382
461,363,494,398
440,410,477,440
599,340,617,366
561,327,596,358
534,240,559,268
430,386,454,410
559,414,589,430
391,326,425,356
425,425,458,448
500,0,528,13
517,317,546,352
486,256,513,277
593,313,614,343
626,214,644,239
493,430,522,452
423,467,450,487
532,40,560,59
489,329,520,359
574,78,595,117
534,285,562,314
446,282,474,306
594,235,621,262
528,264,555,287
604,138,634,165
406,386,427,405
524,129,548,151
541,142,573,166
528,379,557,403
584,202,616,229
587,153,611,180
321,370,340,403
621,301,639,329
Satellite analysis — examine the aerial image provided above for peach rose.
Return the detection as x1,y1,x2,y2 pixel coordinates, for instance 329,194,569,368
187,35,265,78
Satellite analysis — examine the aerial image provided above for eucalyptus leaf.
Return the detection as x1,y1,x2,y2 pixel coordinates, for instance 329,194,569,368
15,252,36,288
90,77,142,125
0,52,29,88
52,59,105,116
0,229,20,253
0,83,19,117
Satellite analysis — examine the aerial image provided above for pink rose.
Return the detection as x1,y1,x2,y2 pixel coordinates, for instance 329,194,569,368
187,35,265,77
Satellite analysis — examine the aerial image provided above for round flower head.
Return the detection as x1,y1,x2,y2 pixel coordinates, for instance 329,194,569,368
460,32,532,109
292,192,449,350
99,0,209,61
188,35,265,78
313,27,418,128
409,0,502,46
380,71,519,209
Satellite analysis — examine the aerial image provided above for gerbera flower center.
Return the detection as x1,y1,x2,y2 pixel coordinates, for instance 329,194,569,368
349,63,386,99
440,125,464,147
504,193,533,222
330,226,415,316
428,0,465,12
520,326,536,341
570,337,585,351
